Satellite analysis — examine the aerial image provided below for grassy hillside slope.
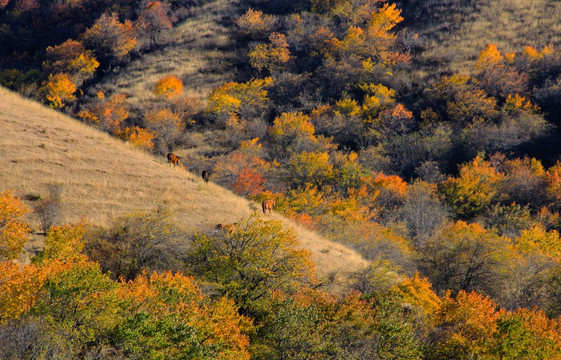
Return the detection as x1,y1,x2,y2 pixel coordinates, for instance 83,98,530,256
0,87,369,291
98,0,241,113
405,0,561,75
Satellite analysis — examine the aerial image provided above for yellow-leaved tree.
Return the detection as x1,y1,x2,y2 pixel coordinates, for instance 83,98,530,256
440,154,504,218
43,73,77,108
0,190,30,261
186,215,316,316
248,32,291,73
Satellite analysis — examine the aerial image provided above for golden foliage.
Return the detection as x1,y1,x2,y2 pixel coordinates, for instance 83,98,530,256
504,93,540,113
249,32,291,72
475,43,503,71
41,222,87,262
119,126,155,150
389,273,440,317
153,74,184,99
0,190,30,261
360,83,396,120
441,155,503,217
367,3,403,38
235,8,276,37
81,12,137,60
270,112,316,143
43,73,77,108
206,78,272,124
288,151,333,188
516,224,561,259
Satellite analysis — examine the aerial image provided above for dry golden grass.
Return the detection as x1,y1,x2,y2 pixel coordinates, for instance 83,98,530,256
99,0,240,111
0,87,368,292
418,0,561,75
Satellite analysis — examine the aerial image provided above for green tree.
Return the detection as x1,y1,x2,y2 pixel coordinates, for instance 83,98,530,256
255,289,422,360
112,271,252,360
418,221,514,298
186,215,315,316
85,210,187,281
288,151,334,188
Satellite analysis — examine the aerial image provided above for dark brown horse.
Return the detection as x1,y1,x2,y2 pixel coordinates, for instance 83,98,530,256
202,170,210,183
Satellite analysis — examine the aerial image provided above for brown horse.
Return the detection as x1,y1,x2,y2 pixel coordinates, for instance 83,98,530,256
262,199,275,215
167,152,181,168
202,170,210,183
215,223,238,233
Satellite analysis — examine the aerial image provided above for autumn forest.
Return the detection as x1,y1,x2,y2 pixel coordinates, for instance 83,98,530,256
3,0,561,358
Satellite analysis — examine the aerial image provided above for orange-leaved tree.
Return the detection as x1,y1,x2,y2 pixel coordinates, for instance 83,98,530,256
0,190,30,261
428,290,561,359
43,39,99,87
153,74,184,100
428,290,500,359
77,91,129,135
81,12,137,64
119,126,155,150
212,138,272,190
114,271,252,359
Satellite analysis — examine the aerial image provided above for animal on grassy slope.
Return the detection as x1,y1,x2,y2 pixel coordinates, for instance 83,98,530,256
262,199,275,215
215,223,238,233
167,152,181,168
202,170,210,183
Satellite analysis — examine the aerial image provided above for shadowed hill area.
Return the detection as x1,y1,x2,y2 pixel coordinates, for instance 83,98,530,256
97,0,242,113
0,86,369,291
403,0,561,76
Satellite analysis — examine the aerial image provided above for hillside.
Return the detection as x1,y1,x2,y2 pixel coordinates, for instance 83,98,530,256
97,0,242,113
0,86,369,291
404,0,561,76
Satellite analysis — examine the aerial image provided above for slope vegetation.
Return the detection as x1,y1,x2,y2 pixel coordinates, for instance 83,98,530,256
405,0,561,75
0,87,369,291
98,0,241,112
